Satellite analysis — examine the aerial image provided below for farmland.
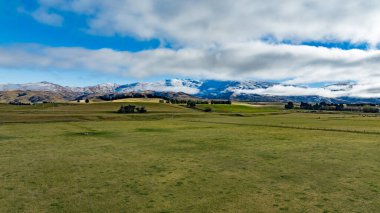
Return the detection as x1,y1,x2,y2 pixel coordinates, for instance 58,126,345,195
0,101,380,212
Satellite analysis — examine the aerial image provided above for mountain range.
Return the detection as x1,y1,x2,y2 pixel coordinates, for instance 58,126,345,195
1,79,380,104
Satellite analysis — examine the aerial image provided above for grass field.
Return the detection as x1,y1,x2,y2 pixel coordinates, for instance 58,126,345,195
1,102,380,212
196,103,281,113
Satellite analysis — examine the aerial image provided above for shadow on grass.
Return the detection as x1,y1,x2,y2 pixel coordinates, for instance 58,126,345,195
64,131,119,137
135,128,175,133
0,135,15,141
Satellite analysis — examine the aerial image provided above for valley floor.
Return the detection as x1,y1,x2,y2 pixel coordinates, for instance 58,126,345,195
0,102,379,212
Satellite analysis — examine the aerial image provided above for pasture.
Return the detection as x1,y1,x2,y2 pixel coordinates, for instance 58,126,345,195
0,102,379,212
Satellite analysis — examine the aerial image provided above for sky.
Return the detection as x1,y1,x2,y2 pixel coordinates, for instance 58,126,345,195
2,0,380,97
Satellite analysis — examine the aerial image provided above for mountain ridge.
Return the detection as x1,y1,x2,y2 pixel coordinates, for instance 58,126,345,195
1,79,380,104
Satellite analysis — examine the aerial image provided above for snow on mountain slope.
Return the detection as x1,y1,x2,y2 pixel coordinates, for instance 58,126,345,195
0,80,345,97
0,81,69,92
1,79,379,102
84,83,120,94
0,82,121,94
225,81,277,93
116,79,201,94
114,79,277,97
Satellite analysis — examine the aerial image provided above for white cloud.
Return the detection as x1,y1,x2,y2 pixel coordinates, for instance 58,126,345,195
235,86,338,98
1,42,380,84
28,7,63,26
235,83,380,98
31,0,380,47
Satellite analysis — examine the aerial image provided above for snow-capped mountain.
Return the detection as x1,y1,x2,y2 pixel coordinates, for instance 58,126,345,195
83,83,120,94
0,81,70,92
0,81,120,94
113,79,279,99
115,79,202,94
1,79,380,104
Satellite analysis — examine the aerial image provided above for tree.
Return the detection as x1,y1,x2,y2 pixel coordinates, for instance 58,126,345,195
363,106,379,113
85,99,90,104
118,105,147,113
284,102,294,109
187,100,196,108
211,100,231,104
136,106,147,113
335,103,344,111
300,102,312,110
118,105,135,113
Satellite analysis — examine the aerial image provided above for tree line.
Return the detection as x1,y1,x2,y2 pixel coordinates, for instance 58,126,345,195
211,100,232,104
101,93,162,101
165,99,231,105
285,101,380,113
8,101,32,105
117,105,147,113
165,99,209,104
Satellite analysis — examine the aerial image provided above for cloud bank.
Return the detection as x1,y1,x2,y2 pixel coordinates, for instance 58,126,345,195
2,42,380,84
235,83,380,98
31,0,380,47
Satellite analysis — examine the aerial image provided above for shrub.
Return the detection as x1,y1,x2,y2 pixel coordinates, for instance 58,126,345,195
363,106,379,113
211,100,231,104
204,107,212,112
118,105,147,113
187,100,196,108
284,102,294,109
118,105,135,113
136,106,147,113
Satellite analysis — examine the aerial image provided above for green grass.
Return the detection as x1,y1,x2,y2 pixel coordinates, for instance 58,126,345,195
0,102,191,113
0,102,196,124
196,104,281,113
0,102,380,212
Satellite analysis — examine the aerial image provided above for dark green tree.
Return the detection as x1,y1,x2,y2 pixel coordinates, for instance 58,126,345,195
285,102,294,109
187,100,196,108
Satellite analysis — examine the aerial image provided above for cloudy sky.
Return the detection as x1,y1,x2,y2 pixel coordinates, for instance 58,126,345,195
2,0,380,96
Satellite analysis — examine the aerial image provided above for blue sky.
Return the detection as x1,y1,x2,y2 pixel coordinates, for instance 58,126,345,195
0,0,161,51
0,0,163,85
1,0,380,91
